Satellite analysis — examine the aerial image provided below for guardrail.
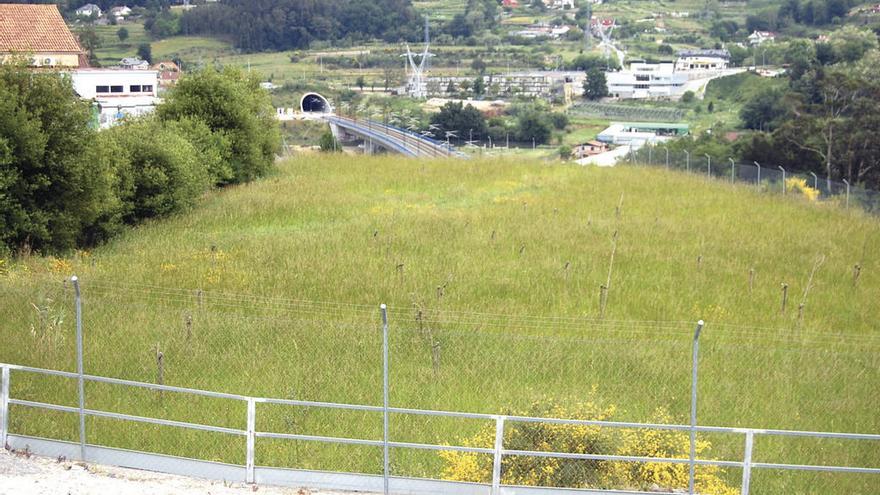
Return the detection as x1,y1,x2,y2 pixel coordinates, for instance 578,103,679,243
328,116,466,158
2,361,878,495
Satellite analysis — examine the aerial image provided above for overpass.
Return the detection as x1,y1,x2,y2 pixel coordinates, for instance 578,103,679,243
290,92,466,158
327,115,465,158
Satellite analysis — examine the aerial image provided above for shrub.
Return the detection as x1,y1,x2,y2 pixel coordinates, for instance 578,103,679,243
785,177,820,201
0,63,116,252
440,398,736,494
105,117,210,222
159,66,281,184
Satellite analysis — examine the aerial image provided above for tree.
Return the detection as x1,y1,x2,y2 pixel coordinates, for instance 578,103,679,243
740,88,787,131
583,67,609,100
429,101,488,141
516,111,552,145
158,66,281,184
137,43,153,64
558,145,572,160
117,27,130,42
471,58,487,74
77,27,101,67
472,76,485,96
356,75,366,91
681,91,695,103
0,63,116,252
319,130,342,152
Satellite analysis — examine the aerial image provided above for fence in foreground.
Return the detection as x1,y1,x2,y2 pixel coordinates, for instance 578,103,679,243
1,277,879,494
3,361,879,495
622,145,880,214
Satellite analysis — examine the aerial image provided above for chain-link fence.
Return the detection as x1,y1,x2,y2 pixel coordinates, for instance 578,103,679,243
621,145,880,214
2,280,879,494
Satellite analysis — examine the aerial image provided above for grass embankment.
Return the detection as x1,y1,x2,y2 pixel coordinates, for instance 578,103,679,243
2,157,878,492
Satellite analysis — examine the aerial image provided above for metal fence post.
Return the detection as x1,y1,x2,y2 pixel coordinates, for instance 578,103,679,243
754,162,761,185
1,366,9,449
705,154,711,179
246,398,256,483
72,275,86,461
741,430,754,495
492,416,505,495
729,158,735,183
665,147,669,169
843,179,850,208
809,171,818,191
779,166,786,195
381,303,390,495
685,150,690,174
689,320,704,495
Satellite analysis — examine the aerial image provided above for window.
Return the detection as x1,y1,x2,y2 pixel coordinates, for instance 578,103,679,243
96,85,110,93
110,86,124,93
635,75,650,81
130,85,142,92
142,85,153,93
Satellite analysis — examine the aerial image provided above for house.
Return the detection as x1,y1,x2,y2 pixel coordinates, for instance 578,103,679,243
0,3,85,68
747,31,776,45
109,6,132,18
75,3,102,18
573,140,608,159
120,57,150,70
675,49,730,72
544,0,576,8
152,60,181,87
70,68,160,128
501,0,519,7
606,62,688,100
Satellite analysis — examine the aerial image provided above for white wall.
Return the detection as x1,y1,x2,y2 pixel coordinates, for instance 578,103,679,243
71,69,158,99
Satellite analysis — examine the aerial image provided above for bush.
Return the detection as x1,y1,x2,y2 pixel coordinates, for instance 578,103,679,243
158,66,281,185
440,398,737,494
0,64,116,252
105,117,210,221
681,91,695,103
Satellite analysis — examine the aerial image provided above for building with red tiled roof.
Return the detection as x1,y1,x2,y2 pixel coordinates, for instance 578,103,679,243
0,3,84,67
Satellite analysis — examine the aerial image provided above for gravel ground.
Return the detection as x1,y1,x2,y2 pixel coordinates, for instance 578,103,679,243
0,449,353,495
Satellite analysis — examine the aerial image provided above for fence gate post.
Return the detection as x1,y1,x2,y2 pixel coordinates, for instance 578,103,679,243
843,179,850,208
72,275,86,461
246,398,256,483
689,320,704,495
381,304,390,495
741,430,754,495
1,366,9,449
492,416,505,495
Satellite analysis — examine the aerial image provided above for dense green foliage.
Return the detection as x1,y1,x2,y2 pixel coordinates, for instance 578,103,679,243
429,101,489,143
179,0,421,51
159,66,280,185
0,64,113,252
583,67,609,101
0,65,279,254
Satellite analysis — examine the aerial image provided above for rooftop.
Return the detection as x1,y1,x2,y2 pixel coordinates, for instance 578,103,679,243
677,49,731,59
0,3,83,53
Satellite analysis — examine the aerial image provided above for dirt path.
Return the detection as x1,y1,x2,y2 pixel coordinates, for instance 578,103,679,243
0,449,352,495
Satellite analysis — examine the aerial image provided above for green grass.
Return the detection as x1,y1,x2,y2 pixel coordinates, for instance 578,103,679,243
2,156,879,492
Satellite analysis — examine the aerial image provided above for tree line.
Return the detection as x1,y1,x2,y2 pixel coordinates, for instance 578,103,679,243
179,0,422,52
0,63,280,254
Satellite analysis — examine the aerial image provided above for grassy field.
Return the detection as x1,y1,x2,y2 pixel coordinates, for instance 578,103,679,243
2,156,879,492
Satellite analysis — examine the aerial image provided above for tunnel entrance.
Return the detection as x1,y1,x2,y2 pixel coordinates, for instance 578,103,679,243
300,93,332,114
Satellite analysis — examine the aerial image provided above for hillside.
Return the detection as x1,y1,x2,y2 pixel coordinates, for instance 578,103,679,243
2,156,878,493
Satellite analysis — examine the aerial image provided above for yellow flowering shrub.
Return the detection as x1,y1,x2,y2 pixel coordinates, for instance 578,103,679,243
440,400,736,495
785,178,820,202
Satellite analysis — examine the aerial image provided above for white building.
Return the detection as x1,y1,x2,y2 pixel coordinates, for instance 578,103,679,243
747,31,776,45
120,57,150,70
75,3,102,17
606,62,688,99
71,69,160,128
675,49,730,73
